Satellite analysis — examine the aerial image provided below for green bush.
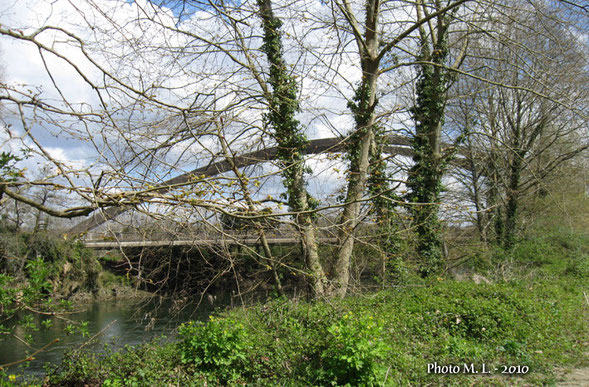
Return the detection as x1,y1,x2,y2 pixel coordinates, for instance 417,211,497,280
321,312,387,385
23,256,52,296
178,317,252,383
47,339,191,387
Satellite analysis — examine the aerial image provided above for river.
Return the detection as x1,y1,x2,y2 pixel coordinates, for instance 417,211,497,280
0,296,219,379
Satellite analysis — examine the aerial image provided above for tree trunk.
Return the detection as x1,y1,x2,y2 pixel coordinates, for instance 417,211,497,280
332,52,380,296
257,0,326,297
504,150,523,249
406,2,452,277
333,123,374,297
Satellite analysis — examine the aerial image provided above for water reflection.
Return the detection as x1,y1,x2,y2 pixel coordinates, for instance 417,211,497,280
0,297,217,377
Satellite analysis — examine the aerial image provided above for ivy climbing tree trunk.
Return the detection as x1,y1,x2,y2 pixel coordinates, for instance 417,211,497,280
331,0,469,296
368,135,404,282
331,0,382,298
257,0,326,297
406,0,466,277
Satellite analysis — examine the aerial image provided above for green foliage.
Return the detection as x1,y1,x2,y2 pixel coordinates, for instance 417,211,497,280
48,340,191,387
257,0,313,215
0,152,22,183
0,370,18,386
478,225,589,282
49,275,588,386
0,256,55,328
24,256,51,296
0,274,17,318
178,317,251,383
322,312,388,386
0,231,99,295
405,17,459,277
47,227,589,386
0,232,102,351
345,82,375,174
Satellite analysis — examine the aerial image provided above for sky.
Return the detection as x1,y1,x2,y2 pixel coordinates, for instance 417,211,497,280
0,1,361,175
0,0,480,228
0,1,352,216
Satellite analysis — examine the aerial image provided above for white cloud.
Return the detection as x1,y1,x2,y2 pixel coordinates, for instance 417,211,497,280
0,0,421,222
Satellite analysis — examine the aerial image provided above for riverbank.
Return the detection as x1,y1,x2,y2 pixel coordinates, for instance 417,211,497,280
0,230,153,304
43,277,587,386
0,230,158,381
2,226,588,385
39,225,588,386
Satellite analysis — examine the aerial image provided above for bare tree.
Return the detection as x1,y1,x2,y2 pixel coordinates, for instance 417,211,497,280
447,1,589,247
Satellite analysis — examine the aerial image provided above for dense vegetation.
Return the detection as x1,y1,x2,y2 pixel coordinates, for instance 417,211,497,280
0,229,141,381
1,174,587,387
31,222,588,386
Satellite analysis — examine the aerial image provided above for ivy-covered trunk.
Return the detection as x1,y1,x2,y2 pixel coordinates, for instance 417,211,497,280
257,0,326,297
503,111,524,249
406,74,446,277
332,0,382,298
369,131,404,282
406,3,453,277
485,118,505,245
333,78,377,297
504,153,522,249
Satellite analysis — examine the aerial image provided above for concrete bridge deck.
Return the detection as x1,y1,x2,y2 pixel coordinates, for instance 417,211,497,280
83,236,338,249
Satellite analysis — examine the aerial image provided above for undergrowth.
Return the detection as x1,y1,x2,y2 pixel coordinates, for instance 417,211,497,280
14,226,589,386
44,277,587,386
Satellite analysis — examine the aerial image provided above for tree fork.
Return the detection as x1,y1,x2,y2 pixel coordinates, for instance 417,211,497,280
332,0,382,297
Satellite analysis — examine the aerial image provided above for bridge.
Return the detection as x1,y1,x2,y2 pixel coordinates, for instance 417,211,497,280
83,236,339,249
70,135,470,237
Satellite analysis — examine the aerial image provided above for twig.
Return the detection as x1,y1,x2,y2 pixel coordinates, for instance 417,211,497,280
22,304,86,315
11,334,36,350
382,365,392,386
22,304,83,325
49,319,118,378
77,319,117,351
583,292,589,307
0,338,60,370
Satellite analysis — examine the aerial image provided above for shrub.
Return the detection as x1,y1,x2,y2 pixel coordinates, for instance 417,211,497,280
321,312,387,386
23,256,52,297
48,340,187,387
178,317,251,383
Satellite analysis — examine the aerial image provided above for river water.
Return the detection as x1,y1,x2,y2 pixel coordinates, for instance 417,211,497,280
0,296,218,378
